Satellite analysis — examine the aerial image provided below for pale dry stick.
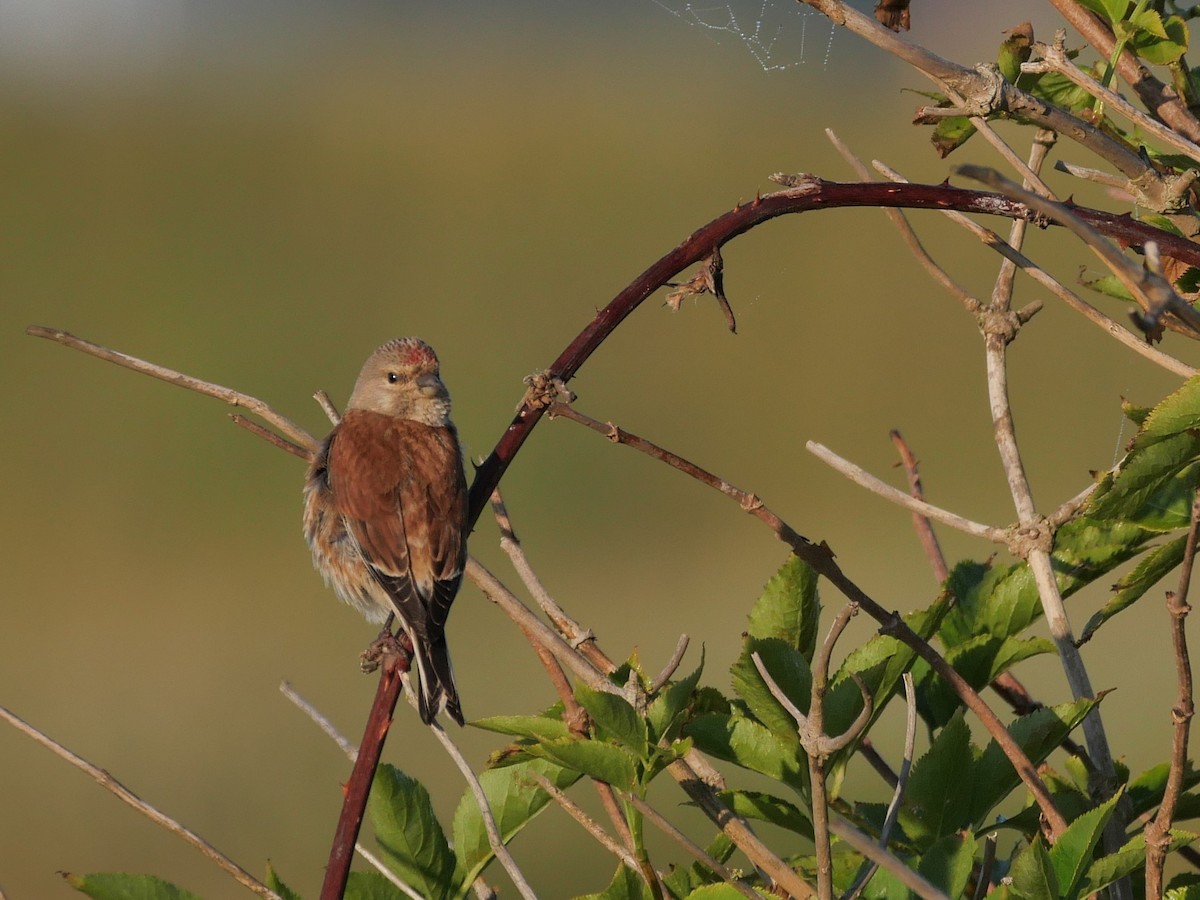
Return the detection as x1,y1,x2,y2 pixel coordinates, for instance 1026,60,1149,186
957,164,1200,338
826,816,950,900
844,673,917,900
650,634,691,693
429,720,539,900
280,681,358,761
979,144,1130,886
1144,491,1200,897
528,773,641,871
313,390,341,427
824,128,979,313
26,325,318,453
807,442,1005,542
624,792,760,900
0,703,282,900
872,160,1195,379
1025,33,1200,171
354,845,425,900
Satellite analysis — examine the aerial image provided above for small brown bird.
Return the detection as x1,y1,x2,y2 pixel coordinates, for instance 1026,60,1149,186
303,337,468,725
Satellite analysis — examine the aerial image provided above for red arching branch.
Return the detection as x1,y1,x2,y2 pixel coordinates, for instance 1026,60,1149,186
467,177,1200,525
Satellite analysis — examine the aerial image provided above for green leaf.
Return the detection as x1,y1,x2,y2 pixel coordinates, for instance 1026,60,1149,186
1130,13,1188,65
451,759,579,894
1048,790,1123,897
997,24,1035,83
575,683,649,760
62,873,202,900
577,864,653,900
1081,271,1136,302
747,554,821,657
683,886,757,899
931,116,977,158
1009,836,1060,900
1079,535,1188,643
1080,828,1200,895
471,714,573,743
663,835,735,897
716,789,814,839
1127,762,1200,817
919,635,1053,728
731,636,810,741
1088,432,1200,529
1074,0,1131,26
369,765,455,900
647,649,704,744
525,737,639,789
265,863,302,900
1132,373,1200,449
917,832,977,897
899,711,978,848
345,870,412,899
685,711,807,792
972,698,1098,825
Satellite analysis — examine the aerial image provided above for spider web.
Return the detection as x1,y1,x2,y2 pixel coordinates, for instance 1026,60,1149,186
648,0,835,72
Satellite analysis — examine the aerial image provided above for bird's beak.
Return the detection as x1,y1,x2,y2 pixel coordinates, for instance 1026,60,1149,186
416,373,447,398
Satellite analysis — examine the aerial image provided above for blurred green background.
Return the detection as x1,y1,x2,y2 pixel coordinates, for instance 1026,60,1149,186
4,1,1199,896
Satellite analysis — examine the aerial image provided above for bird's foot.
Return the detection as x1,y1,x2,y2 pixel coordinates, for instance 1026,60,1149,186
359,626,413,674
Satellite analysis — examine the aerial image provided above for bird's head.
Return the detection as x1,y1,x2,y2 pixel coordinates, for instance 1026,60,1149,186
346,337,452,425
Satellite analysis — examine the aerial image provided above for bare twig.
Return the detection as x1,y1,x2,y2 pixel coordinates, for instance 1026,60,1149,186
807,442,1005,542
650,635,691,693
280,680,358,761
625,792,759,900
1145,490,1200,896
314,389,341,426
354,844,425,900
0,703,282,900
530,774,639,871
844,673,917,900
871,162,1195,377
889,430,949,583
25,325,318,454
827,815,950,900
429,722,538,900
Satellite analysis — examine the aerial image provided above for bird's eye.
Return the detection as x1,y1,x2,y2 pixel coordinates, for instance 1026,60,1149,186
387,372,399,384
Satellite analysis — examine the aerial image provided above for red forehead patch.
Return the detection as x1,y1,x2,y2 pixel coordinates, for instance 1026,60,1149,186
378,337,438,369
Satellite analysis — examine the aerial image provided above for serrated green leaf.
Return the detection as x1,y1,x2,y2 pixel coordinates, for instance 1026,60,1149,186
1010,837,1060,900
1178,267,1200,294
684,711,807,792
647,649,704,744
471,714,573,743
451,759,579,895
1080,828,1200,895
917,832,976,896
1089,432,1200,528
1080,535,1188,643
1048,789,1123,897
900,711,978,848
575,683,649,760
920,635,1054,728
663,835,735,897
683,886,756,899
972,698,1098,826
345,870,412,899
1133,373,1200,449
997,24,1035,83
524,737,638,789
62,873,202,900
577,864,653,900
369,765,455,900
1131,14,1188,65
265,863,302,900
747,554,821,657
716,789,814,839
1074,0,1130,26
731,637,810,741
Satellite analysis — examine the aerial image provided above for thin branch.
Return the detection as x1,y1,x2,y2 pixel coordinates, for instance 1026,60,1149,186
872,161,1195,376
280,681,358,761
650,634,691,693
530,774,639,871
625,792,760,900
827,815,950,900
25,325,318,454
1145,490,1200,896
429,721,538,900
0,703,282,900
844,673,917,900
972,833,998,900
354,844,425,900
807,442,1005,542
314,389,341,426
889,430,949,583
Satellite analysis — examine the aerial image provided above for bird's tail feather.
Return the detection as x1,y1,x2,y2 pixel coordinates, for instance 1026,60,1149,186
411,635,464,726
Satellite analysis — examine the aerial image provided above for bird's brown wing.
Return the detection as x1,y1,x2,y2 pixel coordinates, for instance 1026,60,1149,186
327,410,467,638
